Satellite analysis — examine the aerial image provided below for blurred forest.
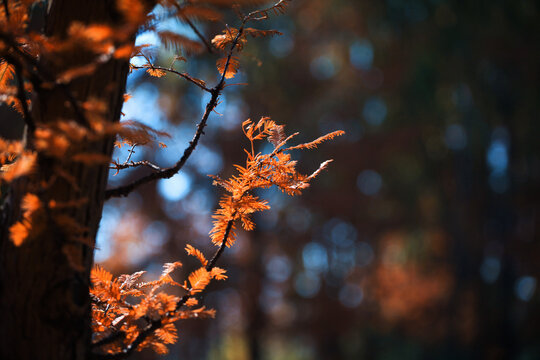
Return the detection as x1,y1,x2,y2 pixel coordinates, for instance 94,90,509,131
3,0,539,359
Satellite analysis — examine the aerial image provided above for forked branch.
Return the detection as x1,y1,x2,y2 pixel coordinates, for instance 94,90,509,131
105,15,249,199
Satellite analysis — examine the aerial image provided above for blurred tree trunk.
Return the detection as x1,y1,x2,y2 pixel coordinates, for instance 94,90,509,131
0,1,130,359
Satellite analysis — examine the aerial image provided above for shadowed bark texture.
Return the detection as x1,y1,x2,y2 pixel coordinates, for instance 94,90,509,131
0,1,131,359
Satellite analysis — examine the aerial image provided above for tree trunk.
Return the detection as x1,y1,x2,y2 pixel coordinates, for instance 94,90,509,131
0,1,130,359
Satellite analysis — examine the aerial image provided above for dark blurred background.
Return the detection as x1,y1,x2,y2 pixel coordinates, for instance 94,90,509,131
3,0,538,359
97,0,540,359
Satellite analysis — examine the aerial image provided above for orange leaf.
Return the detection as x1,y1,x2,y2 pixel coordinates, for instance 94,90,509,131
91,265,113,285
9,221,29,246
185,244,208,266
150,342,169,355
285,130,345,151
162,261,183,277
21,193,40,216
216,56,239,79
0,60,15,92
244,28,282,38
268,124,286,148
147,68,166,77
210,267,227,280
117,0,146,24
211,28,239,51
117,120,171,147
155,323,178,344
188,267,211,293
114,44,135,59
1,152,36,182
158,31,203,55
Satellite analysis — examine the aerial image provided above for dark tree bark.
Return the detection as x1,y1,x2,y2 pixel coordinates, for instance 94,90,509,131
0,1,132,359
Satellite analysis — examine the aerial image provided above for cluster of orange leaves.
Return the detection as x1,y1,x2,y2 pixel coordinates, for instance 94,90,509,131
211,27,282,78
0,0,295,250
0,0,32,113
92,118,342,355
210,117,344,247
0,0,289,191
91,247,225,354
1,0,344,356
1,117,172,255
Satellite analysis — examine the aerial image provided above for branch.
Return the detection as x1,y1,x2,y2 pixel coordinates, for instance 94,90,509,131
206,219,233,271
131,64,211,92
105,23,247,200
246,0,291,21
110,160,162,174
104,86,219,199
92,220,234,359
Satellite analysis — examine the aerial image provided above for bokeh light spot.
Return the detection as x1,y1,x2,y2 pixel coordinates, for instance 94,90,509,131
339,283,364,308
266,255,292,283
295,271,321,298
480,256,501,284
350,40,374,70
269,34,295,58
444,124,467,150
142,221,169,248
357,170,382,196
329,221,357,248
362,97,387,126
157,171,192,202
488,172,509,194
191,145,223,175
302,242,329,274
310,55,338,80
515,276,536,302
487,140,508,174
286,207,312,233
356,241,374,267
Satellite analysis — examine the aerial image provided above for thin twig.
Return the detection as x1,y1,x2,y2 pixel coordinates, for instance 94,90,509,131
125,144,136,163
109,146,163,174
131,64,211,92
110,160,162,174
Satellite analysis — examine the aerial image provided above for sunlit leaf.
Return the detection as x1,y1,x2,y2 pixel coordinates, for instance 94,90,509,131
216,56,240,79
146,68,166,77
